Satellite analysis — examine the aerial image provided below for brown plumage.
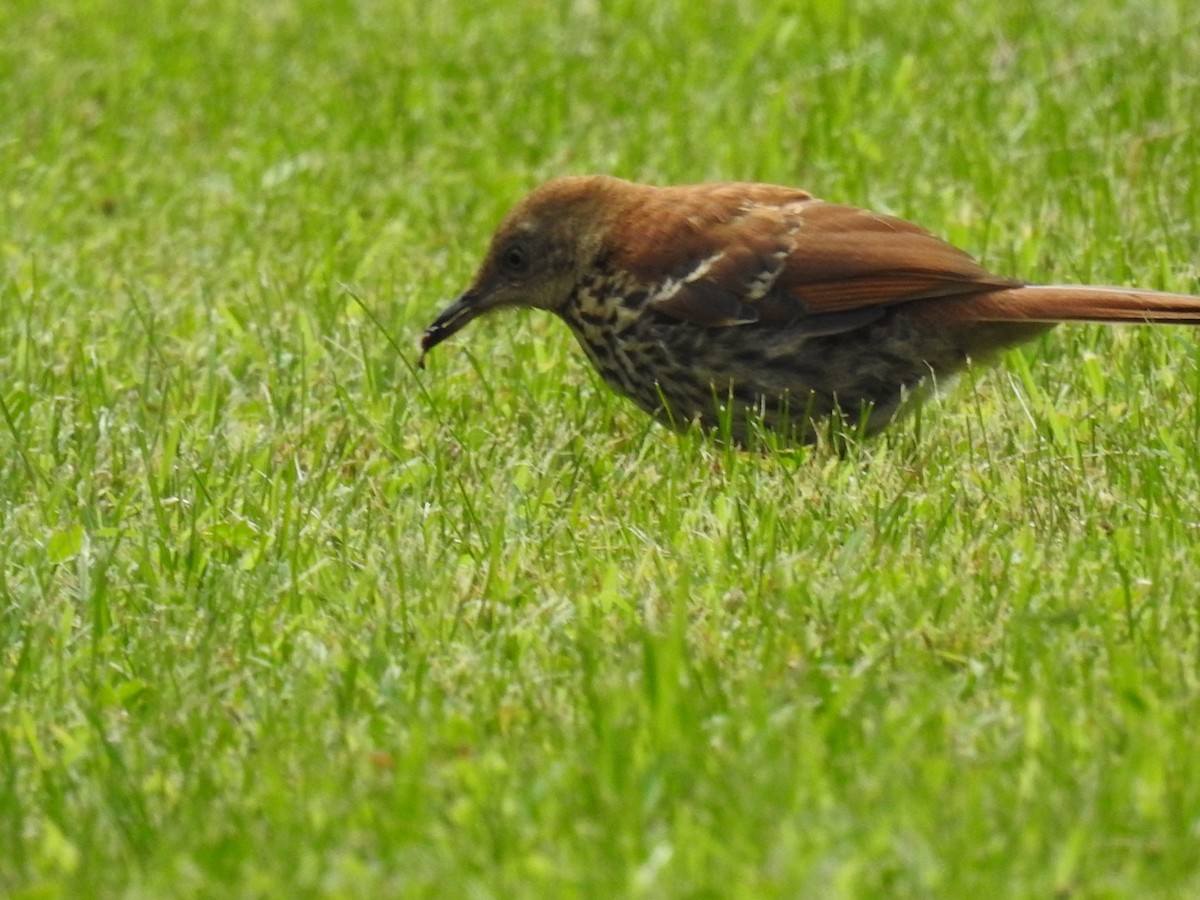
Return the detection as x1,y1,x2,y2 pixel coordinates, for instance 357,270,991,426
420,175,1200,444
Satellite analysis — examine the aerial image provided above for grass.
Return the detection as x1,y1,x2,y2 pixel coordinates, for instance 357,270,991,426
3,0,1200,896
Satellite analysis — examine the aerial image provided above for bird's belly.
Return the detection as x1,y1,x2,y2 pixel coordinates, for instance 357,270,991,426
567,313,972,443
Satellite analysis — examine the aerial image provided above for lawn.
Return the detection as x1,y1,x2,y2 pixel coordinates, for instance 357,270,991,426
3,0,1200,896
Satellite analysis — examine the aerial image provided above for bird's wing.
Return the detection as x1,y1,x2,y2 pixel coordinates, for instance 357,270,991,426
635,197,1020,332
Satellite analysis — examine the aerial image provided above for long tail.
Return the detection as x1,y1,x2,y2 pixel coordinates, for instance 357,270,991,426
959,284,1200,325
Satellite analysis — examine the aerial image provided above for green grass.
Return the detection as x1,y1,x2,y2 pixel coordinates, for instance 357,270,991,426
3,0,1200,896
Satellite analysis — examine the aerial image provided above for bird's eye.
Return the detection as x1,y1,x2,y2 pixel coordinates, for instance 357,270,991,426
500,243,530,276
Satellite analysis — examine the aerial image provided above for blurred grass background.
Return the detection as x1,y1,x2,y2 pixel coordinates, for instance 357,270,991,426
2,0,1200,896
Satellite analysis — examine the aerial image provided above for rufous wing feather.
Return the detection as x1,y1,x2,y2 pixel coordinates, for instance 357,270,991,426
638,197,1021,331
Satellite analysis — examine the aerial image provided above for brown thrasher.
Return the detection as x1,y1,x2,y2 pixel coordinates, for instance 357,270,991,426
420,175,1200,444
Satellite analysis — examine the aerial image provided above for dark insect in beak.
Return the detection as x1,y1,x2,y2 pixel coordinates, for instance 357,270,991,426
417,292,480,368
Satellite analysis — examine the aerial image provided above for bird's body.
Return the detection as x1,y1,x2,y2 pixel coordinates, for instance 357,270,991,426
420,175,1200,444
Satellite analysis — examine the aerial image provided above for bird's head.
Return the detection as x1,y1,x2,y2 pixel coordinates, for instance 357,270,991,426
419,175,634,364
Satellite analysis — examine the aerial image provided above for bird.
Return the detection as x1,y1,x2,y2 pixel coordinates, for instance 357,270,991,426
419,175,1200,445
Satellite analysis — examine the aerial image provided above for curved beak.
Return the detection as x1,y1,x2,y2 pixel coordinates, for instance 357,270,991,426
417,291,482,368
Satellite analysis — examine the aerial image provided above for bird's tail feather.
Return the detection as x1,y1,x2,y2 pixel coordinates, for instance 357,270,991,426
957,284,1200,325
